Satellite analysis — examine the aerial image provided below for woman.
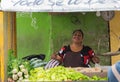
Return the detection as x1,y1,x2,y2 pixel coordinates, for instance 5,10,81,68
45,29,99,69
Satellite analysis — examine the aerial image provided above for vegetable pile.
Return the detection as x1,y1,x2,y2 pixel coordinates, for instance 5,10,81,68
7,50,47,82
29,58,47,68
7,50,32,81
7,50,108,81
29,66,108,81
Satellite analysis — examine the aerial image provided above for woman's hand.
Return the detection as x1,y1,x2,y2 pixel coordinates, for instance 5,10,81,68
51,52,57,59
51,52,62,63
92,55,100,64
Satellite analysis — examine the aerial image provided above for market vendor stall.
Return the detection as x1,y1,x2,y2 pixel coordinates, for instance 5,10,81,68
9,50,120,81
7,53,108,82
0,0,120,82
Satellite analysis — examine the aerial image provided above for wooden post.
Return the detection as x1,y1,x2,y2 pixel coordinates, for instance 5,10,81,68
1,12,16,82
0,11,4,82
109,11,120,64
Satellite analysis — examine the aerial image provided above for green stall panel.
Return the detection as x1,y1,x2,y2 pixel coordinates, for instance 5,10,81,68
16,12,110,65
16,12,51,61
51,12,110,65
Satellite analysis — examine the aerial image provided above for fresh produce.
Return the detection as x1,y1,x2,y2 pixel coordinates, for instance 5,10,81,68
29,66,108,81
7,50,107,81
8,60,31,81
7,49,48,81
7,49,32,82
29,58,48,68
29,58,38,63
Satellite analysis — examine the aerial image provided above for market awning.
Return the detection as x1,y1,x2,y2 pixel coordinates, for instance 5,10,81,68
1,0,120,12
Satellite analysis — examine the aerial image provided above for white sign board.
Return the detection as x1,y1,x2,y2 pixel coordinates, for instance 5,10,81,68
1,0,120,12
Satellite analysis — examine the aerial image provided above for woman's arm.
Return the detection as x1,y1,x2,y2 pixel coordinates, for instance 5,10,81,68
87,46,100,64
51,46,67,63
51,53,63,63
91,55,100,64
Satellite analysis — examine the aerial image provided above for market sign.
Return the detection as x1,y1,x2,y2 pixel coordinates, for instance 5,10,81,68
1,0,120,12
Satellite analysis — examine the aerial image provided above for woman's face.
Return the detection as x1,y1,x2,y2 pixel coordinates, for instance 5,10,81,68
72,31,83,44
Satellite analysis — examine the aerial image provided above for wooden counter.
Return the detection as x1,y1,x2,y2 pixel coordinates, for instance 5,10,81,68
68,67,109,78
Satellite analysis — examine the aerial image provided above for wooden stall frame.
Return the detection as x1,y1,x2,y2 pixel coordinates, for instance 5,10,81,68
109,11,120,64
1,12,16,82
0,11,4,82
1,11,120,81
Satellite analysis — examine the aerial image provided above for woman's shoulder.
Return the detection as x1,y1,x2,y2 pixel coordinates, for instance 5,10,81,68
61,45,71,51
81,45,94,54
83,45,92,50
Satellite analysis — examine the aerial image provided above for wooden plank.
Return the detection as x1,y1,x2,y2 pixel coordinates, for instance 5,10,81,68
0,11,3,82
109,11,120,64
2,12,16,82
67,67,108,78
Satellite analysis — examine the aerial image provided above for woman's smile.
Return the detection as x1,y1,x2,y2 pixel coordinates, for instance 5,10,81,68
72,31,83,43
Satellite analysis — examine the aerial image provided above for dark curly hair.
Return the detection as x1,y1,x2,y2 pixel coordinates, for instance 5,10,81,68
72,29,84,38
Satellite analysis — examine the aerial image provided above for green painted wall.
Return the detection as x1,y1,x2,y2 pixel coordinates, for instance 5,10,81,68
52,13,108,50
51,12,110,65
17,12,110,65
16,12,51,61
